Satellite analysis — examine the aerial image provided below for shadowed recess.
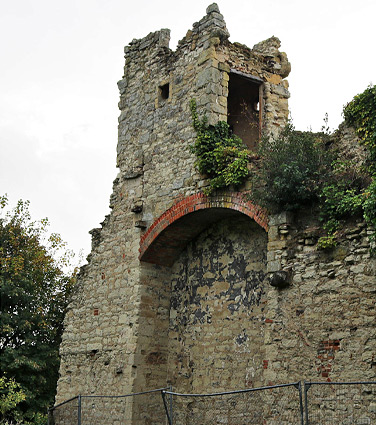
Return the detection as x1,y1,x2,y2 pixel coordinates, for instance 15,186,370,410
139,192,268,267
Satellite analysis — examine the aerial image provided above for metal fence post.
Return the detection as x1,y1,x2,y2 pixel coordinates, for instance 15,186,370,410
294,381,304,425
304,381,311,425
169,385,173,425
161,390,173,425
77,394,82,425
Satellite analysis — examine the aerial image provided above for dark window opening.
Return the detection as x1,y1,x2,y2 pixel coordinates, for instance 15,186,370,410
228,71,263,150
159,83,169,101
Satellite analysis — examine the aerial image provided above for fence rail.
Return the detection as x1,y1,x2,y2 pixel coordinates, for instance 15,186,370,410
49,381,376,425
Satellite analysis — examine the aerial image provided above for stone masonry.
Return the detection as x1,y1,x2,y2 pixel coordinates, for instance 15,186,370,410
56,4,375,424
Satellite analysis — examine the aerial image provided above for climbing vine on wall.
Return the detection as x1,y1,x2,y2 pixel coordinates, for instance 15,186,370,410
318,85,376,250
343,84,376,175
190,99,249,194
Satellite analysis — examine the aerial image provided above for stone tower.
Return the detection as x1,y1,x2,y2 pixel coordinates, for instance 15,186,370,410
55,3,375,424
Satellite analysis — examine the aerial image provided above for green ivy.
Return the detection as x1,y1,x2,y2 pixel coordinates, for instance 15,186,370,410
190,99,249,193
317,154,371,250
340,85,376,251
343,84,376,175
317,234,337,250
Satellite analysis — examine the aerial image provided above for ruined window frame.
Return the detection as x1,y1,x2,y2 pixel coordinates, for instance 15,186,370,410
228,69,264,147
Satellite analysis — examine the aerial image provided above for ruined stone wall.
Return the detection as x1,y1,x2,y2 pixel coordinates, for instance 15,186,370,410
56,3,375,424
168,216,267,392
265,211,375,384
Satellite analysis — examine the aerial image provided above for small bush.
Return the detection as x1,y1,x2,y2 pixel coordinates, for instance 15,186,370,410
250,122,330,212
317,234,337,250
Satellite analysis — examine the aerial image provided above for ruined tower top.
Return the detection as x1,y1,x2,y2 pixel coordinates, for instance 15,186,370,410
115,3,291,212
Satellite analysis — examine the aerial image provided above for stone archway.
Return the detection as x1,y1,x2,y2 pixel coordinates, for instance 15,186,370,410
139,192,268,267
135,192,269,398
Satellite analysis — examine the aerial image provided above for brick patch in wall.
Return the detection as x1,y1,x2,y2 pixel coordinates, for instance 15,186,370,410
317,340,341,378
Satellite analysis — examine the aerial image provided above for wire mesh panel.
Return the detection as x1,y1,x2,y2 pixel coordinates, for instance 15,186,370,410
81,395,131,424
164,383,304,425
304,381,376,425
50,388,167,425
130,389,167,425
49,396,79,425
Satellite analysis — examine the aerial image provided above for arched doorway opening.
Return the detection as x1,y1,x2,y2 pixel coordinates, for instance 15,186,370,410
135,192,268,398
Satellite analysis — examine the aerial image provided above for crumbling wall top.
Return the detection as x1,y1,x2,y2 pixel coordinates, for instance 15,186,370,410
124,28,171,57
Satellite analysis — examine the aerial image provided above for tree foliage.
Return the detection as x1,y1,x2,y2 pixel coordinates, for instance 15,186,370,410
0,377,26,423
0,196,76,424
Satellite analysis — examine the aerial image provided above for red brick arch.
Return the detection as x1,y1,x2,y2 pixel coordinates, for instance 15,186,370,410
139,192,268,267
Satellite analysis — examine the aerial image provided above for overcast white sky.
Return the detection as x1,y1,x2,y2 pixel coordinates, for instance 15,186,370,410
1,0,375,263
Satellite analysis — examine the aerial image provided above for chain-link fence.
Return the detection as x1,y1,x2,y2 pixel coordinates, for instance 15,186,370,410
304,381,376,425
48,388,168,425
162,382,304,425
49,381,376,424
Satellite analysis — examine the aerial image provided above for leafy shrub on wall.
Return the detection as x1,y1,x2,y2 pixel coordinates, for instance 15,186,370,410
319,85,376,250
250,123,330,213
190,99,249,193
189,85,375,252
343,84,376,175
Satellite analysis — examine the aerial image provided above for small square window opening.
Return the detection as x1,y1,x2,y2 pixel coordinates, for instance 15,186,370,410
159,83,169,100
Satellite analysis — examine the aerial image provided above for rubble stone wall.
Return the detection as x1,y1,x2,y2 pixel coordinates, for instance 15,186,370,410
168,216,268,392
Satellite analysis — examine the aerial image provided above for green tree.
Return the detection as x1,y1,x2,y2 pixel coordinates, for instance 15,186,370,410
0,196,76,424
0,376,26,424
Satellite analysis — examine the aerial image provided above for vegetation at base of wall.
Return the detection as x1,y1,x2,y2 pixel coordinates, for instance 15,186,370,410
190,99,249,194
250,123,330,213
0,195,77,424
